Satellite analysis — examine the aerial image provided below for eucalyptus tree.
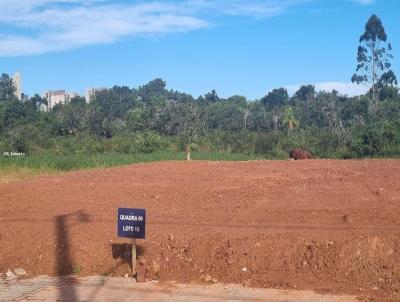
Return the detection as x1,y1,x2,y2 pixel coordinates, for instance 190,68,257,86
351,14,397,107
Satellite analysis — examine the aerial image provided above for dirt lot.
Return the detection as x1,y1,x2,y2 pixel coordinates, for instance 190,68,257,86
1,160,400,301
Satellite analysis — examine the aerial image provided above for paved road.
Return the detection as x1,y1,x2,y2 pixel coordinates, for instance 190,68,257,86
0,275,357,302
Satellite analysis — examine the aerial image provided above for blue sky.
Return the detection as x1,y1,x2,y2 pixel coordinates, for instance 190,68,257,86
0,0,398,99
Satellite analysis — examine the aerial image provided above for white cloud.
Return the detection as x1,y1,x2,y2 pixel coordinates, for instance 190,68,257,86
0,0,308,56
352,0,375,5
185,0,288,18
286,82,368,96
0,1,208,56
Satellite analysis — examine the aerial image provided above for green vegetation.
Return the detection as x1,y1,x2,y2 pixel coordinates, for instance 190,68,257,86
0,166,59,183
0,14,399,177
351,14,397,107
0,151,265,182
73,266,81,274
0,151,265,171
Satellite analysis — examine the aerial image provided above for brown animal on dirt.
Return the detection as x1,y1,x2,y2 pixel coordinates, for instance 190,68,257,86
289,148,313,160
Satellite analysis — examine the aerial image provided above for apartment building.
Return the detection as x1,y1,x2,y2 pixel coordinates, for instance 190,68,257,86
12,72,22,100
43,90,80,110
85,87,108,103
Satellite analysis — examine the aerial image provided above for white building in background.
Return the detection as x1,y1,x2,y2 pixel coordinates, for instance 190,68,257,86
85,87,108,103
68,92,80,99
43,90,66,110
12,72,22,100
43,90,80,110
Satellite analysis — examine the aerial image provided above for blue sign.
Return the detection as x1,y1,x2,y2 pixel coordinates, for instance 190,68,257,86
118,208,146,239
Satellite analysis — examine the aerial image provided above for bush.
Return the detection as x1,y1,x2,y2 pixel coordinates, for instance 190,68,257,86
254,132,279,154
49,132,162,155
200,130,255,154
7,125,41,154
133,132,161,153
349,121,400,157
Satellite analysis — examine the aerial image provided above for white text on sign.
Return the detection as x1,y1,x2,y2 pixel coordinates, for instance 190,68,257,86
119,215,144,221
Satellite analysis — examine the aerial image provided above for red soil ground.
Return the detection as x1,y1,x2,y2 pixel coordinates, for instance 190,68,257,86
1,160,400,301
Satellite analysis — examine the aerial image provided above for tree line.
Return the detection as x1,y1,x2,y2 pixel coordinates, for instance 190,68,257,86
0,14,399,159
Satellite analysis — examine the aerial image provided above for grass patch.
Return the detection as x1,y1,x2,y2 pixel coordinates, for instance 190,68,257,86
190,151,264,161
0,151,266,183
0,151,184,171
0,166,60,184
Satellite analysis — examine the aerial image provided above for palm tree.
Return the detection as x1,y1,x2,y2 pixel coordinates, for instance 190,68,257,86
282,106,299,132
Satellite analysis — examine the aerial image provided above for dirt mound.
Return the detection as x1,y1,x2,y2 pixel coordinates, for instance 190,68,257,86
1,160,400,301
290,148,313,160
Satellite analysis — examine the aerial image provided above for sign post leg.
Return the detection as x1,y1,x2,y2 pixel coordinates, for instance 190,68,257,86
132,238,137,276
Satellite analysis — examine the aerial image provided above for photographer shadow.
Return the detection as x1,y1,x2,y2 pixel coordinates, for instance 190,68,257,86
54,210,90,302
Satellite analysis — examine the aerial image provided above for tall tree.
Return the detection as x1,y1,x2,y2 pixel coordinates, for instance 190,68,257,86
282,106,298,132
138,79,167,103
29,94,47,111
351,14,397,106
204,90,220,103
293,85,315,104
0,73,16,102
262,88,289,108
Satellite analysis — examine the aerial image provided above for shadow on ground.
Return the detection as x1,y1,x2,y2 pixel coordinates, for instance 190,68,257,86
54,210,90,301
